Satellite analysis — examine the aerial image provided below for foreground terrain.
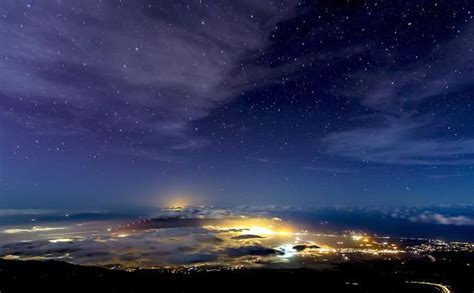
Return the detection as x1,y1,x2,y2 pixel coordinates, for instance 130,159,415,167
0,253,472,293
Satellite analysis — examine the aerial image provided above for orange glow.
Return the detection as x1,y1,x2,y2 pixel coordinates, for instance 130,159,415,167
203,217,295,236
157,194,198,209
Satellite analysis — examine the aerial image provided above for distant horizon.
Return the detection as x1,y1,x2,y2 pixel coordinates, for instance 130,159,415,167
1,205,474,240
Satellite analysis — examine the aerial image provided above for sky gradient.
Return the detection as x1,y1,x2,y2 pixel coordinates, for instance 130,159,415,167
1,0,474,209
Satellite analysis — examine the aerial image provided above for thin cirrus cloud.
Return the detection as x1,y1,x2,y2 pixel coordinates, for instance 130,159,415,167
0,1,297,159
323,116,474,165
323,23,474,166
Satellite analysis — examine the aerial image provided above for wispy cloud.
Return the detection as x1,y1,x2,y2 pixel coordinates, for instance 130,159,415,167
0,1,297,160
409,211,474,226
322,23,474,166
323,115,474,165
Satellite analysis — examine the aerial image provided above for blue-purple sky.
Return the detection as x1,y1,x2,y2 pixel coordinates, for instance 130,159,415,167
1,0,474,209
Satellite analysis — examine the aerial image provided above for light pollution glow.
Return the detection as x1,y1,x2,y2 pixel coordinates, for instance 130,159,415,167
156,194,204,209
0,208,403,269
203,217,294,236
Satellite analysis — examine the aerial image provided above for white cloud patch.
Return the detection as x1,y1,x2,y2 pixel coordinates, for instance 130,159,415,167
409,211,474,226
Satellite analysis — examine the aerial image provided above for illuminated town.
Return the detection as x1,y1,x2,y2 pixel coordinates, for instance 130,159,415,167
1,206,472,273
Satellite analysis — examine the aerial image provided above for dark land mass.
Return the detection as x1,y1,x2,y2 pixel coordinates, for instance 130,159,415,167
0,252,473,293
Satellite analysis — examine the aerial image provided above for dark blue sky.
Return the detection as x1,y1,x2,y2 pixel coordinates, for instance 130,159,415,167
1,0,474,209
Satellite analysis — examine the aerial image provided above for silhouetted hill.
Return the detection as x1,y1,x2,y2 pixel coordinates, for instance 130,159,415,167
0,255,473,293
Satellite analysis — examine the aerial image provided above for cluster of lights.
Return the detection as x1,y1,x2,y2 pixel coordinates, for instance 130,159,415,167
202,217,299,236
3,206,471,270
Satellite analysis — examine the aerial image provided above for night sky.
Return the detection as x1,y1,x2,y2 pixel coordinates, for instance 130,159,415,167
1,0,474,209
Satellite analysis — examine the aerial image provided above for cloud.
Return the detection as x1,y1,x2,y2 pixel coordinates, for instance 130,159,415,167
0,206,306,267
0,1,297,160
231,234,264,240
0,226,225,266
321,22,474,166
323,116,474,165
0,225,284,267
292,244,321,251
333,22,474,113
0,206,297,267
165,252,219,265
378,206,474,226
151,206,250,219
0,209,55,216
224,245,283,257
2,226,67,234
409,212,474,226
150,205,291,220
